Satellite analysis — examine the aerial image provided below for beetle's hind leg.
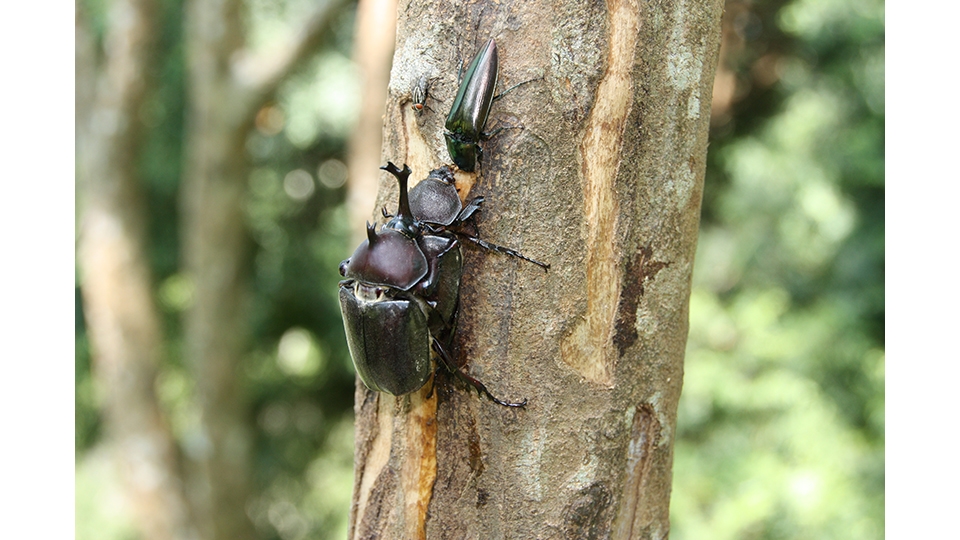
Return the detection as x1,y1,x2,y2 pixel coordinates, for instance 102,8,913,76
431,338,527,408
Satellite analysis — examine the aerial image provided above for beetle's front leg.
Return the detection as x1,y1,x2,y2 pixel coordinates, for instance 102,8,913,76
456,196,484,223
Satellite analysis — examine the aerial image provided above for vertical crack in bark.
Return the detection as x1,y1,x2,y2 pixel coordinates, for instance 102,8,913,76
561,0,640,385
613,403,662,538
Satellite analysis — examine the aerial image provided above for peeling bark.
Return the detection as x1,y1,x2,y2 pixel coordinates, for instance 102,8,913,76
561,0,642,386
349,0,723,538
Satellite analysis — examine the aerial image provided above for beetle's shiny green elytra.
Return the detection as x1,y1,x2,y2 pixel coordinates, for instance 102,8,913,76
444,39,499,172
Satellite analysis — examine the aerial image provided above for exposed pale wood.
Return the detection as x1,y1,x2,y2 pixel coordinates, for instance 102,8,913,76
349,0,724,537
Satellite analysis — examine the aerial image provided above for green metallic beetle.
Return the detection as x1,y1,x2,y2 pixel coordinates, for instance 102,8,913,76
444,38,501,172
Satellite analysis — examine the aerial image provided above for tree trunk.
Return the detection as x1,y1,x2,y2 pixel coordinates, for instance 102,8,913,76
349,0,723,538
180,4,257,537
76,1,197,538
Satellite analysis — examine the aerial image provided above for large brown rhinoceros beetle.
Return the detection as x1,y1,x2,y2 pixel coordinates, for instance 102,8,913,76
338,162,547,406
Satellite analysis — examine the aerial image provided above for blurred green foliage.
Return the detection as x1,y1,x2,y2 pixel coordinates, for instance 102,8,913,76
671,0,883,538
76,1,360,538
76,0,883,538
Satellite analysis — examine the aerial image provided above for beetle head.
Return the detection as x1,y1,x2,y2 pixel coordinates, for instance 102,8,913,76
409,166,462,226
339,222,428,291
444,131,479,172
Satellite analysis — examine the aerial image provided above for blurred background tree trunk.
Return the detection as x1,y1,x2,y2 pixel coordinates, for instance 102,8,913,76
76,0,197,538
78,0,351,538
346,0,398,246
348,0,724,538
179,1,257,536
180,1,349,537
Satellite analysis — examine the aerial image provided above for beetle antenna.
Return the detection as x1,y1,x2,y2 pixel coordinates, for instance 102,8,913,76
431,338,526,408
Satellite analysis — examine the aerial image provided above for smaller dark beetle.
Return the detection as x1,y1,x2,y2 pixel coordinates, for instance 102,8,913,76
339,163,547,406
444,39,540,173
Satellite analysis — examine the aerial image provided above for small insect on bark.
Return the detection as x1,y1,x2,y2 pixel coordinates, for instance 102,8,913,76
411,75,434,114
339,162,548,406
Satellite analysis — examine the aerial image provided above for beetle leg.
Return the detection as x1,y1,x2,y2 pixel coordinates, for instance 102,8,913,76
420,222,444,236
431,338,527,408
434,296,459,347
455,56,465,86
457,233,550,271
456,196,484,223
491,75,543,102
479,124,522,142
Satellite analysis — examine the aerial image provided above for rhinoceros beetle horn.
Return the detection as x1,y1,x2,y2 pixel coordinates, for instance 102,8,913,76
381,162,420,238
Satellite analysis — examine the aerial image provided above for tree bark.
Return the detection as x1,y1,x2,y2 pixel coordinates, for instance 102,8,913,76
349,0,723,538
76,1,197,538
